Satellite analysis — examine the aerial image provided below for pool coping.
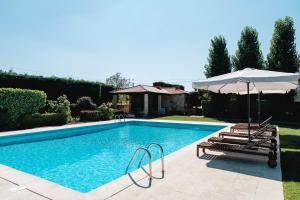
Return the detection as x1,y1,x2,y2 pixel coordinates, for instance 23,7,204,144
0,119,232,200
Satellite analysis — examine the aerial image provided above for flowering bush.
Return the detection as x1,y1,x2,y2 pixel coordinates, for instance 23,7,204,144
97,102,114,120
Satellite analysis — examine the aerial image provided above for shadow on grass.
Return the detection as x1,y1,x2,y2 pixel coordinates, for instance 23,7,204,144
198,153,281,181
281,150,300,183
280,134,300,150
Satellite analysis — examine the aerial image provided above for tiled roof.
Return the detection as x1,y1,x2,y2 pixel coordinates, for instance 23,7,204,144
110,85,187,95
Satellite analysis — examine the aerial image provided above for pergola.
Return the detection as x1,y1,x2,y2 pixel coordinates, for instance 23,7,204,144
110,85,187,117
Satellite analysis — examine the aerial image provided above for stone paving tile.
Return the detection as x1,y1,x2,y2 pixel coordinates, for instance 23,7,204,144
4,190,48,200
0,178,48,200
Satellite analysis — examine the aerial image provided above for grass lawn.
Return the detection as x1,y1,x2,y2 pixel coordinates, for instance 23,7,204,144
154,115,224,123
279,127,300,200
154,115,300,200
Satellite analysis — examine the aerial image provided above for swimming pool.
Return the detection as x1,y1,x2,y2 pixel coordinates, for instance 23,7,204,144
0,120,225,193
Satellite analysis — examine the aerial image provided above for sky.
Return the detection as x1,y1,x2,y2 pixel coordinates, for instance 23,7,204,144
0,0,299,91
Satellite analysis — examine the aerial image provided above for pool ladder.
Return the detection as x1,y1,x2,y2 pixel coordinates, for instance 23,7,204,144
115,114,126,122
125,143,165,181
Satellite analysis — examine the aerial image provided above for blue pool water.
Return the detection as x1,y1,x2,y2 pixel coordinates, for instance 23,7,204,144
0,121,225,193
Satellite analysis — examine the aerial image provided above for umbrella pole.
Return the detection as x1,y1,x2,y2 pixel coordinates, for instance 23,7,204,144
247,82,250,140
258,92,261,124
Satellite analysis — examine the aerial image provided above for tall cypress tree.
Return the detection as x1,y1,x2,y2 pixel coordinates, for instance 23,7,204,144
267,16,299,72
203,36,231,117
204,36,231,78
232,26,264,71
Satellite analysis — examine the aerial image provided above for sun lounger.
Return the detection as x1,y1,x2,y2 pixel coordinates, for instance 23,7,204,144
197,137,277,168
235,116,272,128
219,131,276,139
207,137,276,150
219,122,277,139
230,116,277,134
211,125,277,150
230,124,277,134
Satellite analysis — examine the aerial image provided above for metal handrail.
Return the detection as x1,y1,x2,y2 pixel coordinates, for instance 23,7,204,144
138,143,164,174
114,115,119,122
125,147,152,180
119,114,125,122
114,114,126,122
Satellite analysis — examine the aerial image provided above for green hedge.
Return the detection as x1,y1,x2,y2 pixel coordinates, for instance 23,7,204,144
201,100,214,117
0,71,114,104
79,109,114,122
79,110,103,122
20,113,68,129
0,88,47,127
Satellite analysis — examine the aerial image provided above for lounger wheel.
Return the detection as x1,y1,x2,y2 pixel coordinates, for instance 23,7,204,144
267,159,277,168
268,151,276,160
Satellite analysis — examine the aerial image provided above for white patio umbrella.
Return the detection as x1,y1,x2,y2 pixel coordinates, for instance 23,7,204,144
192,68,300,139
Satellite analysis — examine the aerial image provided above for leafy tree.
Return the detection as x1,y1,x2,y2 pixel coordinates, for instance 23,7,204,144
232,26,264,71
106,73,134,89
266,16,299,72
204,36,231,78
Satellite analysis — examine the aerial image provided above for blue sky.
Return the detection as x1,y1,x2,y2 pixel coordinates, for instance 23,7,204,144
0,0,299,90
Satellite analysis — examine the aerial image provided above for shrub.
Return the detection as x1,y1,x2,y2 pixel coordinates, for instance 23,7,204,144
20,113,68,129
79,103,114,122
97,102,114,120
56,95,72,121
0,88,47,127
44,100,58,113
44,95,72,122
79,110,102,122
72,96,97,116
111,108,123,115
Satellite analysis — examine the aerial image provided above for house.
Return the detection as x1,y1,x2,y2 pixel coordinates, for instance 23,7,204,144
110,85,188,117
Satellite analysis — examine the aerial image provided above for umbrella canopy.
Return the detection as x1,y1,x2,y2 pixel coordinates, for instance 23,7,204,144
192,68,299,94
192,68,300,139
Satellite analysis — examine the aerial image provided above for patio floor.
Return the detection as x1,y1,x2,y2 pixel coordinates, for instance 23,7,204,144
97,143,283,200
